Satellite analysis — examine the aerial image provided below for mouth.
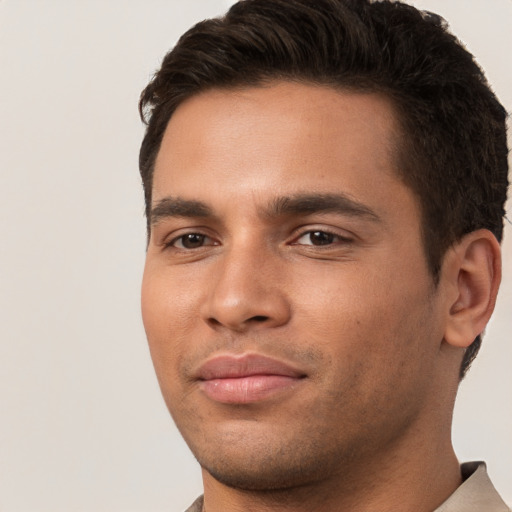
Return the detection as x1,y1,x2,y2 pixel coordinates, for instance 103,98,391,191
196,353,307,404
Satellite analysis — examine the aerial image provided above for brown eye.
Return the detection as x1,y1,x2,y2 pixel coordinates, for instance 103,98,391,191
295,230,336,246
308,231,335,246
173,233,208,249
293,230,353,247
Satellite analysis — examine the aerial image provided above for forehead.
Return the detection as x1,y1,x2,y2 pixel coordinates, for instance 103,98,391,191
152,81,410,218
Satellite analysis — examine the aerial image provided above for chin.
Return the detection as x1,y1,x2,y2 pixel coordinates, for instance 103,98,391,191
191,432,346,492
201,457,329,492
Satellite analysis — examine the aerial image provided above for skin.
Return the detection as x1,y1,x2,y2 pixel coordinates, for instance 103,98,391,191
141,82,501,511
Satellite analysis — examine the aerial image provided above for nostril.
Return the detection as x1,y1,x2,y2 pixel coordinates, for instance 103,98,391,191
251,315,269,323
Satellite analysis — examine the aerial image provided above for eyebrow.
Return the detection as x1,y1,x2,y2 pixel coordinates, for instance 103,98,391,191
150,192,381,226
150,197,214,225
264,193,381,222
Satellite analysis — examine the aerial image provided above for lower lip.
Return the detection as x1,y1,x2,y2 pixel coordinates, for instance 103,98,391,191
200,375,302,404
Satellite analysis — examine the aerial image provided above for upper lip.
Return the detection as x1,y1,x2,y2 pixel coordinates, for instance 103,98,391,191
196,353,306,380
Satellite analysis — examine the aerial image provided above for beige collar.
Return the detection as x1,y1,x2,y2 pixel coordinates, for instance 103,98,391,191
435,462,510,512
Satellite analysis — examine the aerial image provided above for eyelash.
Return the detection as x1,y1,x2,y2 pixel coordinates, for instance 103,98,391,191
166,232,217,250
291,229,354,247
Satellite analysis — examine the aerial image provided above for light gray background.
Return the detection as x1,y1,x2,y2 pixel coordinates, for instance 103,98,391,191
0,1,510,511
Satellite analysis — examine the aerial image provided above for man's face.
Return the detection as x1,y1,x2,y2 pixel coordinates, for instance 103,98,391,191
142,82,450,490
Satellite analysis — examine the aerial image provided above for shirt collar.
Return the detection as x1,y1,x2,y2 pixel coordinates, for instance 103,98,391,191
434,462,510,512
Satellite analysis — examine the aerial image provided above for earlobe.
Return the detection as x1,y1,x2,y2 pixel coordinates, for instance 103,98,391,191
443,229,501,349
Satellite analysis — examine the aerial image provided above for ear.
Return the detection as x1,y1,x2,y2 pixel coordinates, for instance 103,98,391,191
442,229,501,349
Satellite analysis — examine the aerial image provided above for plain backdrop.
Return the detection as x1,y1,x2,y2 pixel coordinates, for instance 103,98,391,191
0,1,510,511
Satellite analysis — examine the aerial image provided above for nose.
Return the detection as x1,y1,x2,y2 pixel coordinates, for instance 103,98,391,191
201,245,291,332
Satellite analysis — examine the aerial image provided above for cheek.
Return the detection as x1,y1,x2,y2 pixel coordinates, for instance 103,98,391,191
306,292,436,434
294,261,436,376
142,262,201,332
141,266,199,383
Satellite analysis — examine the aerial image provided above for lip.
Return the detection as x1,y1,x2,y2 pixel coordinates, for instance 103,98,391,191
196,353,306,404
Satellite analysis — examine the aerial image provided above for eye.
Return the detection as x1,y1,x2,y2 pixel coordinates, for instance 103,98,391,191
293,230,351,246
170,233,216,249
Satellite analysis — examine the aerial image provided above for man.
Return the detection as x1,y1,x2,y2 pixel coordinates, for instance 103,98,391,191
138,0,509,510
